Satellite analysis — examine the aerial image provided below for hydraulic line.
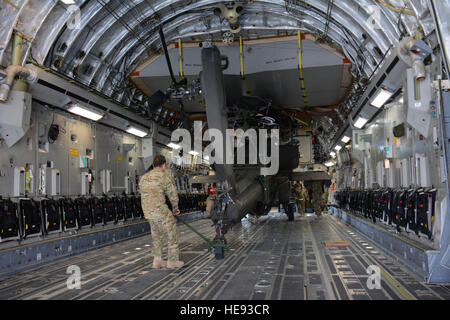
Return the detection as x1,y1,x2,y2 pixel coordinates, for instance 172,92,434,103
12,31,27,92
0,32,38,103
375,0,415,16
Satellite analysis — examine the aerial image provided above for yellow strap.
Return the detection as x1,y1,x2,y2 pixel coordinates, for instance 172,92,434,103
178,38,184,78
4,0,19,9
242,78,251,95
239,36,244,79
240,36,251,95
297,30,309,107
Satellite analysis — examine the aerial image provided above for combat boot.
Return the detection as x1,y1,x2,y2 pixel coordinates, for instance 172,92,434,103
167,260,184,269
152,256,167,269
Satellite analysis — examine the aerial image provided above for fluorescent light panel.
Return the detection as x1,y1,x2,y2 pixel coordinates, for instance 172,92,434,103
126,126,148,137
324,161,335,167
354,116,368,129
330,151,336,157
370,88,394,108
341,135,351,143
189,150,199,156
68,104,103,121
167,142,181,149
61,0,76,4
334,145,342,151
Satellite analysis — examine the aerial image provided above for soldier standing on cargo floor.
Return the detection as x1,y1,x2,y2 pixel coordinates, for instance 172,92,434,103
294,180,309,217
139,155,184,269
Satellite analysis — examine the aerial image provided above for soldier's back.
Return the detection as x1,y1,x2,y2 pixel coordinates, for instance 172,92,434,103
139,169,170,214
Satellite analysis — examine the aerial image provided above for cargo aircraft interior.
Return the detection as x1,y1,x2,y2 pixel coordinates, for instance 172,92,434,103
0,0,449,303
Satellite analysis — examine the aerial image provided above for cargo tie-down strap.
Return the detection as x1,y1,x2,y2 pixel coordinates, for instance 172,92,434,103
178,38,184,78
297,30,309,107
174,215,230,252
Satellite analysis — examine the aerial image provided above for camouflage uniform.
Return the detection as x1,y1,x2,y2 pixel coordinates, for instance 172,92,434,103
139,169,180,261
321,190,329,212
295,183,309,216
205,194,216,219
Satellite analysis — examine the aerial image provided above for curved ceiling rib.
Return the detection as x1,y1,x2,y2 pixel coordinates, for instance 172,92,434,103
0,0,432,127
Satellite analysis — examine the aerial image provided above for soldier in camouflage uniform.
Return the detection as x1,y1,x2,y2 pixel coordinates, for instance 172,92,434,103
294,181,309,217
205,184,216,219
139,155,184,269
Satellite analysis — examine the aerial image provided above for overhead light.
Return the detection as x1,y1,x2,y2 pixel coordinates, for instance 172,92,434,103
61,0,76,4
354,116,368,129
384,159,391,169
324,161,335,167
334,145,342,151
167,142,181,149
341,136,351,144
189,150,199,156
370,87,394,108
126,126,148,137
204,155,210,160
330,151,336,157
67,103,103,121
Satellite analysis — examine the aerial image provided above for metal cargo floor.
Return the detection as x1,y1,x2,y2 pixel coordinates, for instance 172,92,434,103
0,213,449,300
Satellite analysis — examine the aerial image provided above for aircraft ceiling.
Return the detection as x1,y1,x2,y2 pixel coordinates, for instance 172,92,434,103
0,0,435,134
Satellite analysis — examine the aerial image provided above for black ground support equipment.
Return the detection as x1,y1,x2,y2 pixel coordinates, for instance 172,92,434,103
334,187,438,241
381,189,394,225
416,189,436,240
18,199,42,239
393,190,407,233
134,195,144,219
0,198,20,241
210,189,237,259
59,198,78,231
75,197,92,229
41,198,62,234
90,197,104,225
114,196,126,222
124,196,135,220
363,191,371,219
174,214,230,260
103,196,116,224
406,189,418,234
167,193,208,214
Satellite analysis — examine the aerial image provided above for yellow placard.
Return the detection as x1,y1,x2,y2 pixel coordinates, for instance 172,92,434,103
393,137,401,148
118,155,123,162
70,148,79,157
